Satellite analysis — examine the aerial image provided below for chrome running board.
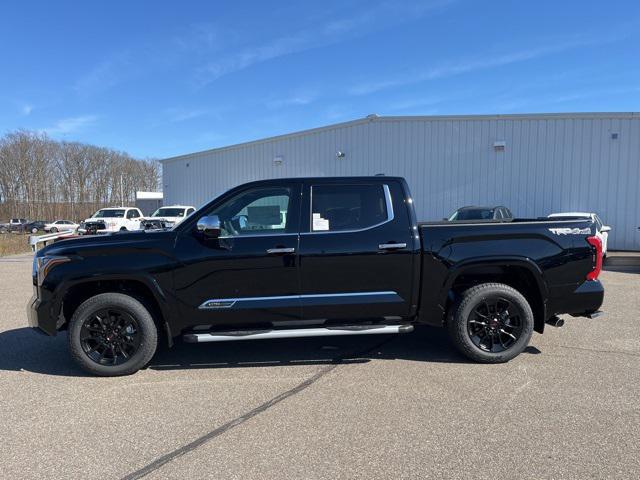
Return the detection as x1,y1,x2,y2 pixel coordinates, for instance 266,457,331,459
183,324,413,343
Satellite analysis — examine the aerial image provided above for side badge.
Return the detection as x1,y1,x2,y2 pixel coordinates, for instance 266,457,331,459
549,227,591,235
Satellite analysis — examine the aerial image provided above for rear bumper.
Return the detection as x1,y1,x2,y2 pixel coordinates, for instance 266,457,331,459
561,280,605,318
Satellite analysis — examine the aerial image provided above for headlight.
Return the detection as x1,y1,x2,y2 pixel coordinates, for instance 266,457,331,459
36,255,70,286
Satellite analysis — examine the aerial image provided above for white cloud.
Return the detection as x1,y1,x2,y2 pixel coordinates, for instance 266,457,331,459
348,35,622,96
166,108,209,123
74,52,132,97
21,104,33,116
266,91,318,109
195,0,455,86
42,115,98,135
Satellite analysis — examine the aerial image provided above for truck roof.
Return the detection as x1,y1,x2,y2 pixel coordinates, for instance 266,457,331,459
98,207,139,210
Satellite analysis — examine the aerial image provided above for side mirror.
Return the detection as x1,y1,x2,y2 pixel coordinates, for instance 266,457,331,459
600,225,611,233
197,215,221,238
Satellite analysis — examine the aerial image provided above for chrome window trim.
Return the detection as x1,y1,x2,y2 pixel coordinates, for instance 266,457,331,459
304,183,394,235
425,219,593,227
199,290,399,309
217,232,298,239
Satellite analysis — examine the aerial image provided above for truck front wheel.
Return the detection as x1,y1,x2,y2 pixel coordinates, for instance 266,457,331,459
68,293,158,376
448,283,534,363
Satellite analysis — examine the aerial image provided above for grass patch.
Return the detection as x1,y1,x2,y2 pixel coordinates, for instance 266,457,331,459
0,233,32,256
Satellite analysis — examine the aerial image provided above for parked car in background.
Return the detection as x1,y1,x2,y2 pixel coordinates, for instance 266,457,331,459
447,206,513,221
79,207,144,234
45,220,79,233
140,218,173,230
24,220,48,234
548,212,611,256
0,218,29,233
150,205,196,226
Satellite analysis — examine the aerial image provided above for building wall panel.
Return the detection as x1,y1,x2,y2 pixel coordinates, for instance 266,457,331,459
163,114,640,250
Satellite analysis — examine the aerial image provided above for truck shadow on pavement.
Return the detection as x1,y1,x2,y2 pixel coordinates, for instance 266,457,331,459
0,325,543,376
148,326,499,371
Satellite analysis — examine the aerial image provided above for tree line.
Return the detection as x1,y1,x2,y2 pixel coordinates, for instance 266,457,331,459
0,130,161,222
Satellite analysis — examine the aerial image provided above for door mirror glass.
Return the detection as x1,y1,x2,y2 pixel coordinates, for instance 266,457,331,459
197,215,221,238
600,225,611,232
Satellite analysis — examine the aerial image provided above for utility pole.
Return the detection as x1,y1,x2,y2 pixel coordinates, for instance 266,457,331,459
120,174,124,205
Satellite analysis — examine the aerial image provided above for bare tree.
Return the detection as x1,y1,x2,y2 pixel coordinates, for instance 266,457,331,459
0,130,161,222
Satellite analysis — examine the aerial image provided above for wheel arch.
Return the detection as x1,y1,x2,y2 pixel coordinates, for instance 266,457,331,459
440,257,548,334
60,275,173,346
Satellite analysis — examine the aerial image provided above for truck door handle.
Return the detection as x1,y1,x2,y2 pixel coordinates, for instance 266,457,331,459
266,247,296,254
379,243,407,250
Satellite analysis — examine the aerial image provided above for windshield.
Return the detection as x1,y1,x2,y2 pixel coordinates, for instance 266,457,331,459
93,209,125,218
153,208,186,217
449,208,494,221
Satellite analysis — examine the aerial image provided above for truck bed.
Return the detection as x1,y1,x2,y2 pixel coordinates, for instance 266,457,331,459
417,217,600,330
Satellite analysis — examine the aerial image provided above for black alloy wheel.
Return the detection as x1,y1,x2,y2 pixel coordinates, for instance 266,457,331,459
447,283,534,363
467,296,524,353
68,292,158,376
80,308,141,366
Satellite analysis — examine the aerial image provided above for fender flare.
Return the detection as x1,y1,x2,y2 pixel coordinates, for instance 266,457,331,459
437,256,548,318
56,273,175,344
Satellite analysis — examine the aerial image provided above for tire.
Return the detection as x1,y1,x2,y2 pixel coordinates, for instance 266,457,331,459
31,227,38,234
50,227,57,233
120,227,127,231
447,283,534,363
68,292,158,376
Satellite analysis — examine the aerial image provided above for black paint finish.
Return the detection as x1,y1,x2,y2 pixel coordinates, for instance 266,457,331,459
28,176,603,343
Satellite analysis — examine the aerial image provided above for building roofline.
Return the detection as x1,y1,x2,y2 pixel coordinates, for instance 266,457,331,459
161,112,640,164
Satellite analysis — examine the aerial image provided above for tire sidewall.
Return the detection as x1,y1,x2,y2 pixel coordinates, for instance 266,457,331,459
68,292,158,376
449,283,534,363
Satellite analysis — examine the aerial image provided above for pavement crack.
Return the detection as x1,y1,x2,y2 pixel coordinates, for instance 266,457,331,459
555,344,640,358
120,337,392,480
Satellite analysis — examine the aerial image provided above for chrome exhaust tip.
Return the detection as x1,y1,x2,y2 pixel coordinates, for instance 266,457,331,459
546,316,565,328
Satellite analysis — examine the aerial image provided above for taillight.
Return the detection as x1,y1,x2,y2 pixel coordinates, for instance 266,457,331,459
586,236,602,280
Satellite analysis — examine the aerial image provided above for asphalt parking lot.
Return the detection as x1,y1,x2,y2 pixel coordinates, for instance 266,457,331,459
0,254,638,479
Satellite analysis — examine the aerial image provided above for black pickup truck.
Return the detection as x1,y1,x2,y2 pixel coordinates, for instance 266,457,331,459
28,177,604,376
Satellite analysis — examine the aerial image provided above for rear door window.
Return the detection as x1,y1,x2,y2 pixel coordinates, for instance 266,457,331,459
310,184,390,232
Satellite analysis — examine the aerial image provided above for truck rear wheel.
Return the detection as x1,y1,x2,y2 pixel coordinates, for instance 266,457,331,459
68,293,158,376
448,283,534,363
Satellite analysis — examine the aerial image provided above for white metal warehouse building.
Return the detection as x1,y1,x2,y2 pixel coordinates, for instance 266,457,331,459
162,112,640,250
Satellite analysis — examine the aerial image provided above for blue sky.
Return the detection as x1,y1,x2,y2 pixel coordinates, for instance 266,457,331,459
1,0,639,158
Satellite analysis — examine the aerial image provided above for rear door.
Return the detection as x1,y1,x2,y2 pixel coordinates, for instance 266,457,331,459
298,179,417,322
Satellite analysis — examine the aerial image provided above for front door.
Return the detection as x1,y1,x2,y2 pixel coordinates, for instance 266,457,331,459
298,180,416,322
173,182,302,331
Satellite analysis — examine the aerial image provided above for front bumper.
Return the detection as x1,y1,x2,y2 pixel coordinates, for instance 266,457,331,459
27,288,58,336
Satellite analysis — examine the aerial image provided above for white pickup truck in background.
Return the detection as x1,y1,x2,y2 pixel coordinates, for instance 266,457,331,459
79,207,144,234
150,205,195,226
